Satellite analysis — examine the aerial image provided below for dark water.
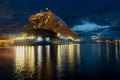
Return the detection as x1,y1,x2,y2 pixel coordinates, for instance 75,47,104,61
0,43,120,80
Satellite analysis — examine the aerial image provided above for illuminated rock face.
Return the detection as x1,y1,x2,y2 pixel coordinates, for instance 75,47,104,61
14,10,80,45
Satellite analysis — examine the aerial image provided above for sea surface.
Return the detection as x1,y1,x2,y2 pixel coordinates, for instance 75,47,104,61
0,43,120,80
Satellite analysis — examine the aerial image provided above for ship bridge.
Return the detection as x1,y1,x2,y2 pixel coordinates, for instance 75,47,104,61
14,9,80,45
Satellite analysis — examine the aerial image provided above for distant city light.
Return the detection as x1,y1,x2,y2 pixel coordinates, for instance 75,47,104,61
91,36,100,40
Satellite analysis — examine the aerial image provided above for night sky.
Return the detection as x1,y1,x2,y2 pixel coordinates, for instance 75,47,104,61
0,0,120,39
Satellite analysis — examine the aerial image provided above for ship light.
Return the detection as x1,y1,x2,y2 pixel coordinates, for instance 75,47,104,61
75,39,80,42
30,36,34,39
48,16,50,18
16,37,24,40
46,19,48,22
37,37,43,41
46,37,50,41
16,37,19,40
28,36,35,39
57,33,60,37
68,37,73,40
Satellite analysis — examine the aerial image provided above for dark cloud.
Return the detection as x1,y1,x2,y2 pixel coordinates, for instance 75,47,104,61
0,0,13,20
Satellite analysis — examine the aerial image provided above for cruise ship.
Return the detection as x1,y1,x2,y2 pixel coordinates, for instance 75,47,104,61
13,8,80,45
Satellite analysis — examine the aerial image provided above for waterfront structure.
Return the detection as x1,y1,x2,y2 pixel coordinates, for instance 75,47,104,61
14,9,80,45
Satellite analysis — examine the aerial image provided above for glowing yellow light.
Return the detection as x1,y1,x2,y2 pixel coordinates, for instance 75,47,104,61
48,16,50,18
57,45,62,72
68,44,74,72
37,46,42,66
14,46,35,78
57,33,60,37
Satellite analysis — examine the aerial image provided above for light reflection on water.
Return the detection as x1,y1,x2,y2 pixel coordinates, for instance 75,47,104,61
115,43,118,61
1,43,120,79
13,44,80,80
14,46,35,79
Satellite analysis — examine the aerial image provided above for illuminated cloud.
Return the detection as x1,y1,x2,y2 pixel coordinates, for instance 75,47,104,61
73,21,109,32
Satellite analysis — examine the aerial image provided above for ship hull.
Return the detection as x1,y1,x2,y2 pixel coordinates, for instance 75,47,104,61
13,29,59,45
